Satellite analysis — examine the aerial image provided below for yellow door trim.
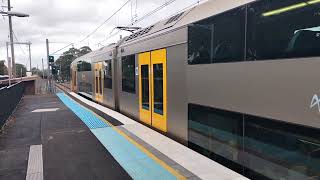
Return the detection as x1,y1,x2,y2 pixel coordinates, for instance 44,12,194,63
151,49,167,132
72,69,77,92
139,52,152,125
94,62,104,103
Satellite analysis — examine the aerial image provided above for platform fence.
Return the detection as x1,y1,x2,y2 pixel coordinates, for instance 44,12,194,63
0,82,25,129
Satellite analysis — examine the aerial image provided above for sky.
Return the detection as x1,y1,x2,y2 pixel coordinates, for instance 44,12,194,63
0,0,203,71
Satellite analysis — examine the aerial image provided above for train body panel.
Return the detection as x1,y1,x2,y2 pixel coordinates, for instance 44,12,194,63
187,57,320,129
166,43,188,143
117,53,140,119
90,45,117,109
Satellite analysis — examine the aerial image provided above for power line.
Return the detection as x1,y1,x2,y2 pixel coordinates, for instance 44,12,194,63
51,0,132,55
50,42,74,55
12,31,27,56
133,0,176,25
96,0,183,46
53,0,203,54
78,0,132,43
96,0,178,46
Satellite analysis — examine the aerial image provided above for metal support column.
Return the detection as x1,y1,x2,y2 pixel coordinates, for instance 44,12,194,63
28,43,32,72
7,0,16,78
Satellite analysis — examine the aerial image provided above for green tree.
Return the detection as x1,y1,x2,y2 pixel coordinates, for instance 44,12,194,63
31,67,45,78
55,46,92,81
79,46,92,57
16,63,27,77
0,60,8,75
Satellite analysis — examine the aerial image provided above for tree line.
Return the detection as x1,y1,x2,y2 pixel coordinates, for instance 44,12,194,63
0,46,92,80
0,60,27,77
54,46,92,81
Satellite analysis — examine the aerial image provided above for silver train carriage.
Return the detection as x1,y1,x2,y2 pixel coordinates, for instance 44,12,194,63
70,0,320,179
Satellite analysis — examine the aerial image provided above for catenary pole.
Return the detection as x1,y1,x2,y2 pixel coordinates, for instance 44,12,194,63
42,58,44,79
7,0,16,77
28,43,32,72
46,39,52,92
6,42,11,86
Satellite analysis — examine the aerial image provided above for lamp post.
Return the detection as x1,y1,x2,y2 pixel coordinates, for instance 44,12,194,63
1,4,29,78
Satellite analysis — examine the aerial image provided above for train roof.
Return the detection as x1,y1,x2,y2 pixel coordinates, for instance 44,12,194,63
121,0,254,45
71,43,117,65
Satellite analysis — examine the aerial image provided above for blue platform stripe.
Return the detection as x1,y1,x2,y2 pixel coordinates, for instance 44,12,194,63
56,93,178,180
56,93,109,129
92,127,177,180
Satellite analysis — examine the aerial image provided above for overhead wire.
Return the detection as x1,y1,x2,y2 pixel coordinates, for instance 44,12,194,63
12,30,29,68
52,0,204,54
133,0,177,25
50,42,74,55
12,31,27,56
78,0,132,43
51,0,132,55
95,0,205,47
95,0,179,46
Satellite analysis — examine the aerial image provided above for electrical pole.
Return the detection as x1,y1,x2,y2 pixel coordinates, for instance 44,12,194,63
7,0,16,78
42,58,44,79
28,43,32,73
6,42,11,86
46,39,52,92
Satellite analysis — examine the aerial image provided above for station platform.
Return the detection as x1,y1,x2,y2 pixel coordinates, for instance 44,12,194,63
0,88,248,180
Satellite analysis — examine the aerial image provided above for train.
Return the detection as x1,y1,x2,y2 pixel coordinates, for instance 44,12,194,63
70,0,320,179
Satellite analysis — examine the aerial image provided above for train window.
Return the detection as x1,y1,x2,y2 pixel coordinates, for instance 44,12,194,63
188,7,245,65
122,55,136,93
188,103,320,180
247,0,320,60
77,61,92,72
153,64,164,115
244,115,320,180
188,104,244,172
141,65,149,110
104,60,112,89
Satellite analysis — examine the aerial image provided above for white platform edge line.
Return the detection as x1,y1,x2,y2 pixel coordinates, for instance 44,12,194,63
26,145,43,180
69,92,137,125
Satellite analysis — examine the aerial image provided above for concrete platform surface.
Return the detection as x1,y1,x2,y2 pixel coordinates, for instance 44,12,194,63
0,94,131,180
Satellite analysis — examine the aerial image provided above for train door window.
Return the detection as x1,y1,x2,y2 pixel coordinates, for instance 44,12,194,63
188,6,245,64
247,0,320,61
141,65,150,110
139,52,152,125
153,64,163,115
94,63,103,102
73,71,77,87
122,55,136,93
95,69,98,94
99,70,102,93
104,60,112,89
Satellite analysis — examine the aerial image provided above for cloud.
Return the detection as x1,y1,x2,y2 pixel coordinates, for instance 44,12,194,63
0,0,201,70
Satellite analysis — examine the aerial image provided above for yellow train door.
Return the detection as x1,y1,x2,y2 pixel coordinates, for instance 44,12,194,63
72,69,77,91
139,49,167,132
139,52,152,125
94,62,104,103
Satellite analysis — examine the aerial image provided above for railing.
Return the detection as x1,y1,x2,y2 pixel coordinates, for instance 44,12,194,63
0,82,25,129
